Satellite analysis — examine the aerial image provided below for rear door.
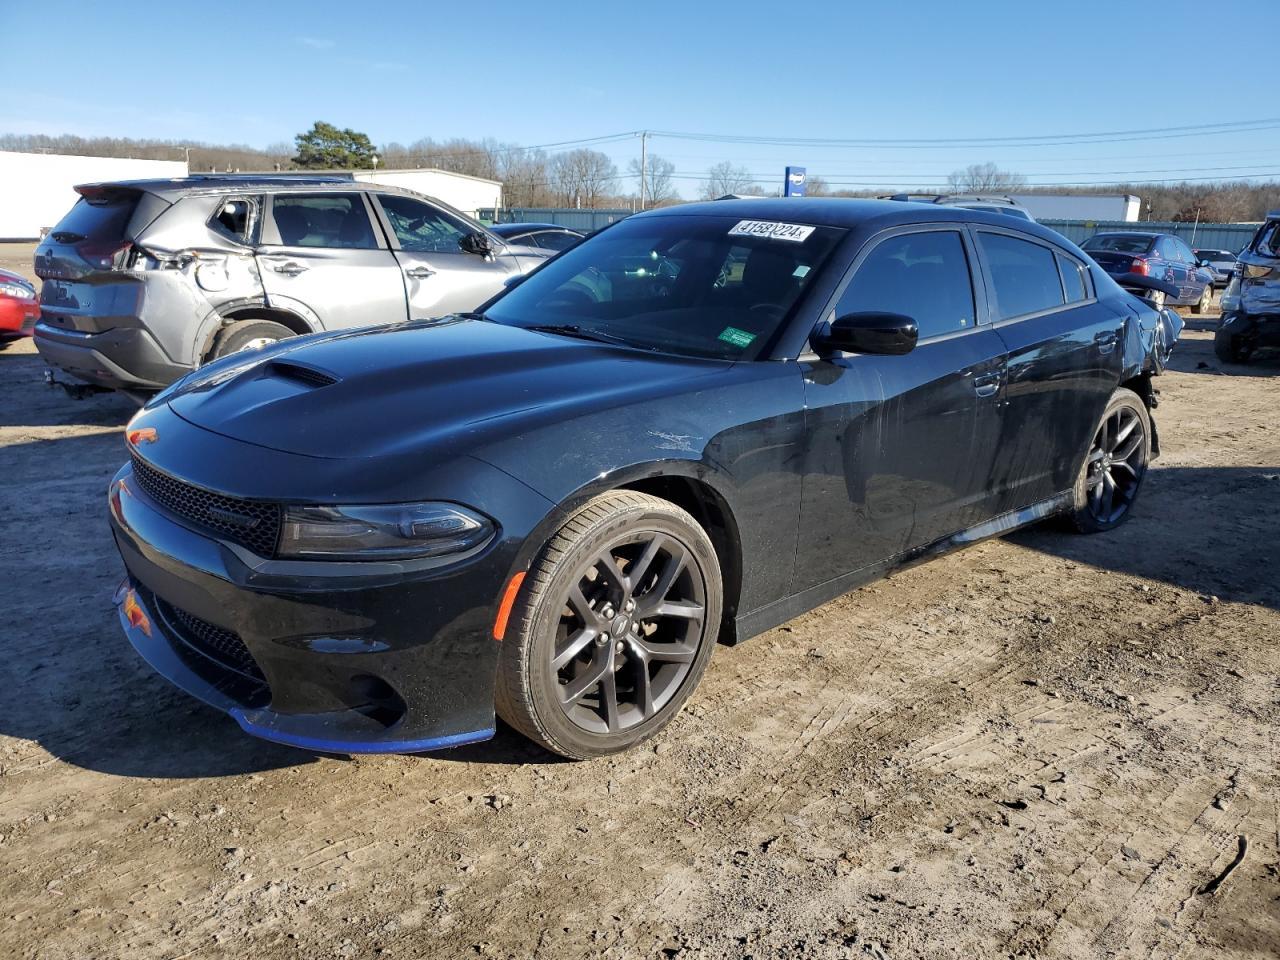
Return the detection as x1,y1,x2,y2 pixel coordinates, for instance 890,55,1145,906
975,229,1123,512
257,192,407,331
370,193,525,319
793,226,1007,592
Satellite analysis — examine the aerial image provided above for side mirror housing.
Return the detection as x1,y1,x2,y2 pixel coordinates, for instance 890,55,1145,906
460,231,494,258
814,312,918,357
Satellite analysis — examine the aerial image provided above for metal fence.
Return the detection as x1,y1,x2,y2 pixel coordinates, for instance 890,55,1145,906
1041,219,1261,253
478,207,633,233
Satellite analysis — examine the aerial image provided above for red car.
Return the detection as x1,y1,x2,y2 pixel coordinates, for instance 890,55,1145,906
0,268,39,349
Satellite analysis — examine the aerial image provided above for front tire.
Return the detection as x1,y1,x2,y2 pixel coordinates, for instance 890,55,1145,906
1193,285,1212,315
1067,388,1151,534
496,491,722,759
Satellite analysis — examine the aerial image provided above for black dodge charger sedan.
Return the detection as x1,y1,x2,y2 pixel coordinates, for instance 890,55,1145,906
109,199,1176,759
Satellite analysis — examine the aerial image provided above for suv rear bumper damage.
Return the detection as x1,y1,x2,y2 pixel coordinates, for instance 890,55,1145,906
33,321,189,390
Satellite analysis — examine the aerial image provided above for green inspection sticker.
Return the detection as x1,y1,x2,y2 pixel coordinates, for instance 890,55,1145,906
717,326,757,349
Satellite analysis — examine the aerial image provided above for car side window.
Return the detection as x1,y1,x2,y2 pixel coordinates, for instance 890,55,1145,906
835,230,976,340
209,197,257,244
377,194,470,253
977,232,1067,320
535,231,579,252
271,194,377,249
1057,253,1089,303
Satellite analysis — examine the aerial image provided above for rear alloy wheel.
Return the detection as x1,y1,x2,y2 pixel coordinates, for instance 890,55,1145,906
1068,387,1150,534
496,491,722,758
1193,285,1212,314
208,319,295,362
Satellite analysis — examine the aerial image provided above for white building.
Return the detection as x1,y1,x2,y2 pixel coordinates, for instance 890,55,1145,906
0,151,189,240
346,168,502,219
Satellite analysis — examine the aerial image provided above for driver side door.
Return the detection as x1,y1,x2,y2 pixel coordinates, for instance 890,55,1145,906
370,193,524,319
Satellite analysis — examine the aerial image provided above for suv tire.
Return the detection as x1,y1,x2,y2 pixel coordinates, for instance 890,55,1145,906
1213,326,1253,365
208,319,295,361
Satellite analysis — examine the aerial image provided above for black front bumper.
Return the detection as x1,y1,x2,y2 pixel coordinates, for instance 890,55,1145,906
107,428,556,753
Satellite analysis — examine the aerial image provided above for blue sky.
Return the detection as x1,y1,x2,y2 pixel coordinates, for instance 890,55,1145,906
5,0,1280,197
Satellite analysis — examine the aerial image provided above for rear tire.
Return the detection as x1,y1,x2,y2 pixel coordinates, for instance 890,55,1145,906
1213,326,1253,365
1067,388,1150,534
495,491,722,759
208,319,295,362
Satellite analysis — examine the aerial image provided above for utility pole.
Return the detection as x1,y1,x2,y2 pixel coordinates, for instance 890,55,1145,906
639,131,648,211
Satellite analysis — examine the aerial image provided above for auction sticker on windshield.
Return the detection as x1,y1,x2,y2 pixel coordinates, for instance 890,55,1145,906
728,220,816,243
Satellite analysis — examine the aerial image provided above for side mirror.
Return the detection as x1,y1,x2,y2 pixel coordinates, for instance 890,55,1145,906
460,231,494,258
1196,259,1211,268
814,312,918,357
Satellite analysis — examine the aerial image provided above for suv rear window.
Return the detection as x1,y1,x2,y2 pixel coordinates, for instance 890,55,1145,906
50,192,139,243
1255,221,1280,257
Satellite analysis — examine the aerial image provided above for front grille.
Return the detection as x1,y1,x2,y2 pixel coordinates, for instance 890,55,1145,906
156,596,265,682
129,452,282,557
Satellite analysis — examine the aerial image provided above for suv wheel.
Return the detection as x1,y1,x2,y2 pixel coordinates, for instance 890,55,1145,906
1214,326,1254,365
496,491,722,759
208,319,295,361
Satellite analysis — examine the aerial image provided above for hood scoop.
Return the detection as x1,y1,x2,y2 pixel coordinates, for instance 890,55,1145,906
264,359,341,388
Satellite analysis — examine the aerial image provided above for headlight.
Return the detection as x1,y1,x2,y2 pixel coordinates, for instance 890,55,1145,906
279,502,495,561
0,281,35,300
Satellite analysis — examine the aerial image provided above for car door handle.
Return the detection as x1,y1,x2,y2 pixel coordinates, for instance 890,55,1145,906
973,373,1001,398
405,266,436,279
1094,331,1118,354
273,262,308,277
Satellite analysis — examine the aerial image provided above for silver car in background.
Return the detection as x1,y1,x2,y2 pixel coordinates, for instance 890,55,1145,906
33,176,552,394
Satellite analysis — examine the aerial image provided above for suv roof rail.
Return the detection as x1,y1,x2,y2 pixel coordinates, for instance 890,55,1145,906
880,193,1019,205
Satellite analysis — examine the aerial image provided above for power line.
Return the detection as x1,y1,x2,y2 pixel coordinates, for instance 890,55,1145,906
649,118,1280,149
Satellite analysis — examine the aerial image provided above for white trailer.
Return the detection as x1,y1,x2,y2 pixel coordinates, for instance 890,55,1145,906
0,151,189,240
1008,194,1142,223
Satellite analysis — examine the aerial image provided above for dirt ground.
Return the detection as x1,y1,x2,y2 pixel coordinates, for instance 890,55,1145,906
1,241,1277,960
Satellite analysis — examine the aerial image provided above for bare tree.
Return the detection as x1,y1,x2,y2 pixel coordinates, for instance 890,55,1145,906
946,162,1027,193
550,148,618,208
700,161,762,200
803,174,830,197
628,154,678,206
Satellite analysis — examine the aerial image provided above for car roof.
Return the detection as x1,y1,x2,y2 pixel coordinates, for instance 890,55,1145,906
639,197,1068,244
73,175,431,202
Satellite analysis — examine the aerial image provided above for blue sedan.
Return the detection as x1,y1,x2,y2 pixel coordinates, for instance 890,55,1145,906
1081,232,1216,313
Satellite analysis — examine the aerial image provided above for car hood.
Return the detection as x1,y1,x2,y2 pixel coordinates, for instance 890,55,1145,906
166,318,729,460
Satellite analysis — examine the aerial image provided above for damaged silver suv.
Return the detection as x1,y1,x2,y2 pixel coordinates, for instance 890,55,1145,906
1216,210,1280,364
33,176,551,394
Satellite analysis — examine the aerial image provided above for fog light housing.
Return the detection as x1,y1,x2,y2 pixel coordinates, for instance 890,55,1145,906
279,502,495,561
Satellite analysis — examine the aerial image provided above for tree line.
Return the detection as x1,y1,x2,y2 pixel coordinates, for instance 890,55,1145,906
4,129,1277,221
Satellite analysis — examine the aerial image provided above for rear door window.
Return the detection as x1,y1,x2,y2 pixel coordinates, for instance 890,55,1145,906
836,230,976,340
270,193,378,249
977,232,1066,320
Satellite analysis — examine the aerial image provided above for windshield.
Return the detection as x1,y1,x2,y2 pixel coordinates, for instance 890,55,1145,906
1196,250,1235,262
1083,234,1155,254
484,214,846,360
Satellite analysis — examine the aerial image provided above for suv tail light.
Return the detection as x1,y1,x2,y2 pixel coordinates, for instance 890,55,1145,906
78,239,133,271
1129,257,1150,276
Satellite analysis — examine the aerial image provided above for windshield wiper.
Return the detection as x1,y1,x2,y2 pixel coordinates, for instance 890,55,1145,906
524,323,631,346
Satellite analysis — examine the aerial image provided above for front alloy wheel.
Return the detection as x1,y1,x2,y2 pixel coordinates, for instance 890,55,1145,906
1069,387,1150,533
496,491,722,758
